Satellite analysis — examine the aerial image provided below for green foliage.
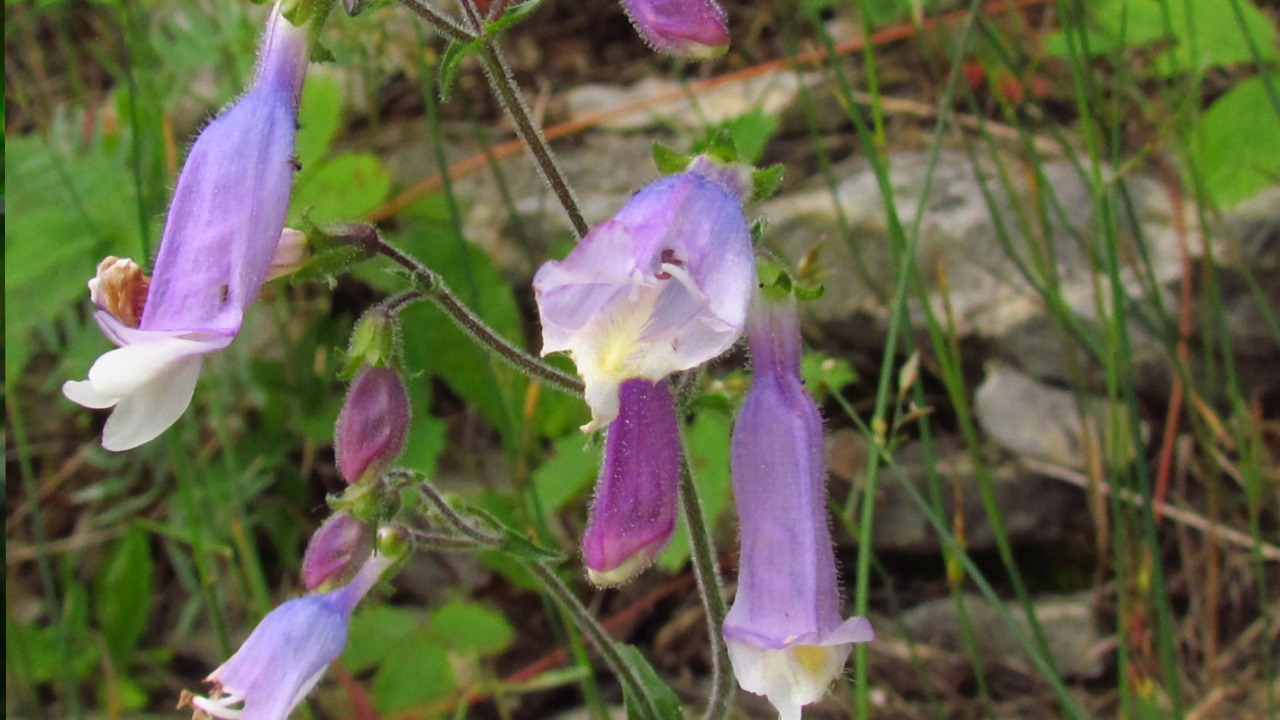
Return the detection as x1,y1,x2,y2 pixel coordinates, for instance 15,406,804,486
726,108,779,166
1191,77,1280,207
4,131,145,388
345,600,513,715
532,433,602,514
658,411,733,571
1043,0,1279,74
801,351,858,403
430,600,516,655
292,153,392,223
615,643,685,720
295,74,344,171
94,526,155,663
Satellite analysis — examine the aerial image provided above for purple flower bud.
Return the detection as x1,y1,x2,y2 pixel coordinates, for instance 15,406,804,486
335,366,410,484
619,0,730,58
63,5,311,452
583,379,681,586
723,294,873,720
534,162,755,432
191,552,391,720
302,513,374,591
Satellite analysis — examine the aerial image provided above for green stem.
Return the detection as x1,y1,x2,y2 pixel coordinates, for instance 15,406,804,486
523,562,664,720
678,453,734,720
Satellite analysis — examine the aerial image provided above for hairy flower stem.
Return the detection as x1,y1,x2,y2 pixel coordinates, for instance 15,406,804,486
524,561,664,720
394,471,507,545
399,526,493,552
476,48,590,238
398,0,475,42
373,235,585,396
380,289,424,314
679,452,735,720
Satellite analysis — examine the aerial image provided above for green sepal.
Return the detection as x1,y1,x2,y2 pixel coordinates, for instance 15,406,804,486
342,307,398,377
749,163,785,202
652,143,694,176
309,41,336,64
755,256,822,302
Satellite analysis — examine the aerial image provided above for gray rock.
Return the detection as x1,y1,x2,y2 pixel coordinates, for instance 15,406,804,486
900,591,1105,680
763,151,1280,396
825,431,1081,553
973,362,1146,469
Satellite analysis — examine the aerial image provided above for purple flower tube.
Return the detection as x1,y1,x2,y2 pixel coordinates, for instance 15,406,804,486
723,293,873,720
619,0,730,58
62,4,310,451
534,162,755,432
582,379,681,586
192,551,392,720
335,366,411,485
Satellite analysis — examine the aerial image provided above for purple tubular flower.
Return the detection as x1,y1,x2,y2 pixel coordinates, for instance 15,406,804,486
61,4,310,452
192,552,391,720
335,366,411,484
723,293,873,720
302,512,374,591
619,0,730,58
582,379,681,586
534,164,755,432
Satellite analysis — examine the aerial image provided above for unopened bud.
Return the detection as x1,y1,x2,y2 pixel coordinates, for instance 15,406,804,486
265,228,311,281
88,256,150,328
619,0,730,59
335,366,410,484
302,512,374,591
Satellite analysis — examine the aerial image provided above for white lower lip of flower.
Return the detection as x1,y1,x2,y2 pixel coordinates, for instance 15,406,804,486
191,690,246,719
726,640,852,720
62,336,213,451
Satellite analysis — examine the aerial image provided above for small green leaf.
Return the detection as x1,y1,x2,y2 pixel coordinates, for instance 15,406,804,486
652,142,693,176
802,352,858,401
439,40,481,102
485,0,545,36
727,108,780,165
1192,77,1280,207
615,643,684,720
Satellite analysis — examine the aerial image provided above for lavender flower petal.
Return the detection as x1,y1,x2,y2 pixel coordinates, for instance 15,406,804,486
723,293,873,720
534,168,754,431
583,379,681,585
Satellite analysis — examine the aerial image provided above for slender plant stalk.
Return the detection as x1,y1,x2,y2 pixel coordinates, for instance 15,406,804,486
678,453,734,720
372,234,585,395
9,398,83,719
477,48,590,238
523,562,664,720
403,0,589,237
399,0,475,42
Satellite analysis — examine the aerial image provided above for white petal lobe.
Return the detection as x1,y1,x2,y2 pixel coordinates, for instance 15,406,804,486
101,355,204,451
